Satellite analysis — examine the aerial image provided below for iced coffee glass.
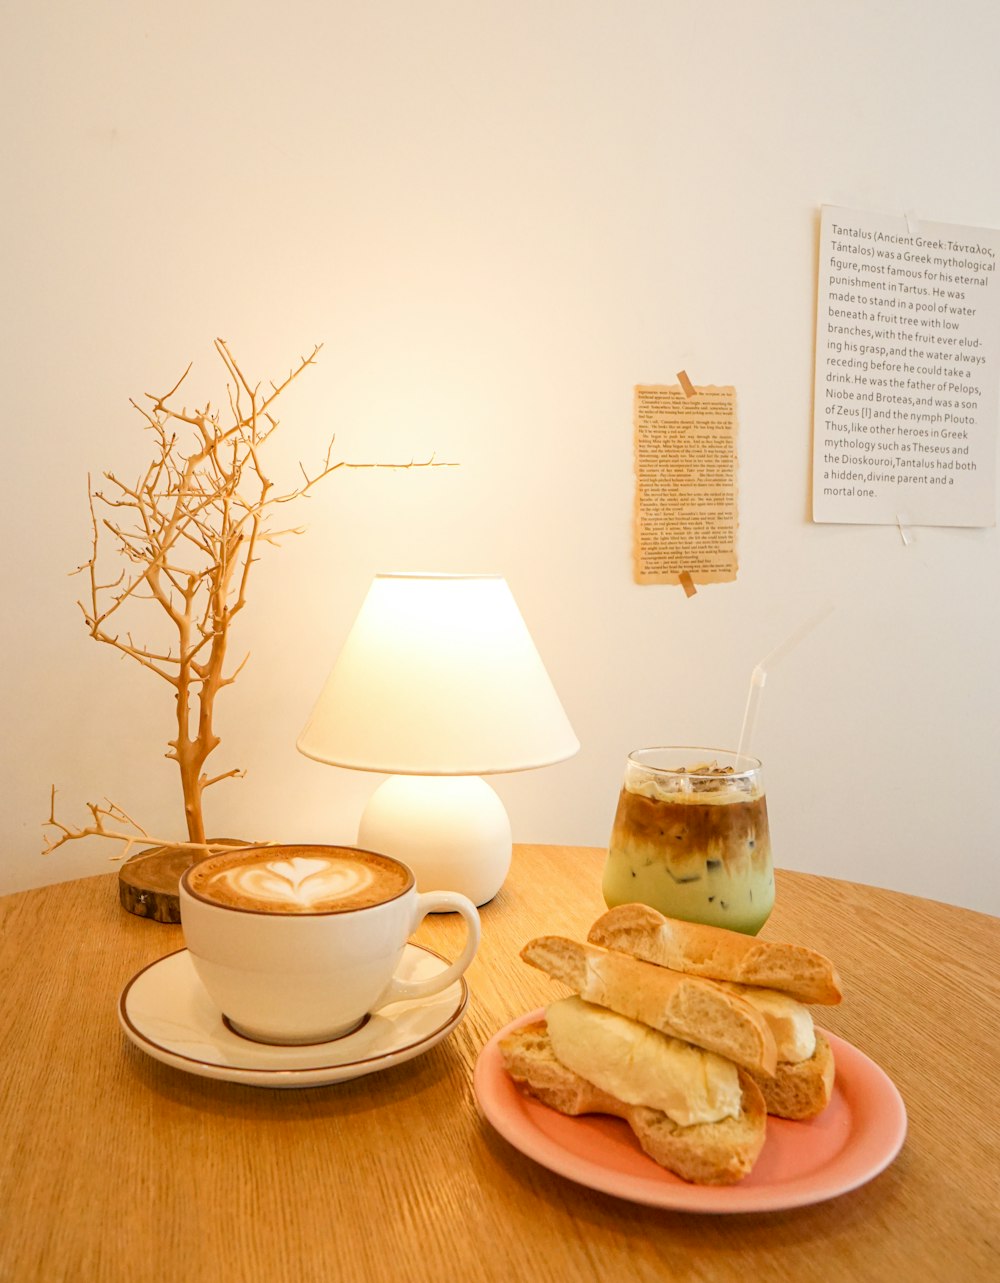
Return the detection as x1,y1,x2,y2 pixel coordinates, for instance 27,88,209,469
603,748,774,935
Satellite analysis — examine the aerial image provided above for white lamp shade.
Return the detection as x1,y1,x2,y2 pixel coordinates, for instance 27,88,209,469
296,573,579,775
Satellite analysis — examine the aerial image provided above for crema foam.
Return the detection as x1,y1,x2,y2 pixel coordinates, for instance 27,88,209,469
187,846,412,913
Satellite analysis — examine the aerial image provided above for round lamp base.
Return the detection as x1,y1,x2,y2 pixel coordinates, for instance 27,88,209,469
357,775,512,907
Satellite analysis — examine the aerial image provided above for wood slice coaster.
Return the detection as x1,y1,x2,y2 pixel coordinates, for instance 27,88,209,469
118,839,252,923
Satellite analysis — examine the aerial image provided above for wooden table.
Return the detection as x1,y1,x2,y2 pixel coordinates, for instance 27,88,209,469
1,846,997,1282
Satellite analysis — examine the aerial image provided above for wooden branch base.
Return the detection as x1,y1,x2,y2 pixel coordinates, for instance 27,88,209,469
118,839,250,923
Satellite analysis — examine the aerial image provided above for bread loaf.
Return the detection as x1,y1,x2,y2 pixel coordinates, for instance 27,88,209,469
520,935,778,1076
588,903,843,1005
500,1020,768,1185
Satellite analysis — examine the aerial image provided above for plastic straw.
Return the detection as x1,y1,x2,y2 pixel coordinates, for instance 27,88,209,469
736,604,835,763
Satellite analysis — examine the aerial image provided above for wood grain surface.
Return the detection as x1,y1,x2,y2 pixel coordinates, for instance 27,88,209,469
1,846,997,1283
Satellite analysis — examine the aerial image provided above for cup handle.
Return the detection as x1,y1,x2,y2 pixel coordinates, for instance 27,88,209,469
373,891,481,1008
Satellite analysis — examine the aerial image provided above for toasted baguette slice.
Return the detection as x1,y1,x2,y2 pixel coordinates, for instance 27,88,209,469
745,1032,836,1120
520,936,777,1076
500,1021,767,1185
589,904,843,1006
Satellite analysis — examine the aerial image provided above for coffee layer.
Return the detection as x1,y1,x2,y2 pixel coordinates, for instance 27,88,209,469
611,786,770,869
188,847,411,914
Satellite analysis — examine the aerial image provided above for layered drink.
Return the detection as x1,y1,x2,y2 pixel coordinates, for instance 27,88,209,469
603,748,774,935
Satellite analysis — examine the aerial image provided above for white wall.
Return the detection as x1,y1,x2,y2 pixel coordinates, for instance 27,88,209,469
3,1,998,915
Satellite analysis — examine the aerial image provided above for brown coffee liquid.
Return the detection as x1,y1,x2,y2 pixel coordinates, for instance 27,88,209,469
186,846,412,914
610,787,770,869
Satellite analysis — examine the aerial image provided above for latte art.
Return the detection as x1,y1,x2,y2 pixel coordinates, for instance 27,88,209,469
187,845,412,914
216,856,376,908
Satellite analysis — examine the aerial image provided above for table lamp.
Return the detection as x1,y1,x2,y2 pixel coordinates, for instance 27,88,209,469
296,573,579,905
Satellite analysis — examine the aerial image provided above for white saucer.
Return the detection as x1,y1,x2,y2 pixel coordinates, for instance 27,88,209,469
119,944,469,1088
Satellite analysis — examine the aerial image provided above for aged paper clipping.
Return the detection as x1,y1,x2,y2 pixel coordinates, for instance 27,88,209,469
633,384,738,586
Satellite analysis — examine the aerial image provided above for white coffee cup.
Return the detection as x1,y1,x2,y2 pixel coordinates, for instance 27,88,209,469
179,844,480,1045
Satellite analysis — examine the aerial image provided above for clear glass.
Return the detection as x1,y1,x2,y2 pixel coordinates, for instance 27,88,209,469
603,747,775,935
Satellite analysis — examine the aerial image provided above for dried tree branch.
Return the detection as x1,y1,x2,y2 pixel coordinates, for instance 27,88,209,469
46,339,458,862
43,788,252,863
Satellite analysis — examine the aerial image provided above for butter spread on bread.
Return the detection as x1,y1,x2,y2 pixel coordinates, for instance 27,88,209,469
717,982,816,1063
545,996,742,1127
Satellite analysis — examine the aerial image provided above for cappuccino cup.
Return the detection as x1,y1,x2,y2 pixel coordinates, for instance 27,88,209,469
179,844,480,1045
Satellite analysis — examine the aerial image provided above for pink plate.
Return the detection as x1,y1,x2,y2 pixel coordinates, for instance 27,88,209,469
474,1010,907,1213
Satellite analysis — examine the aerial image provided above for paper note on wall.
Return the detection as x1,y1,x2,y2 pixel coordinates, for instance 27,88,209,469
633,384,738,586
813,205,1000,527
